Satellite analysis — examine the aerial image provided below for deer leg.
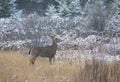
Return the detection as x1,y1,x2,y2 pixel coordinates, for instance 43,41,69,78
30,60,35,65
49,57,52,64
29,55,38,66
49,55,55,64
53,56,55,62
30,59,35,65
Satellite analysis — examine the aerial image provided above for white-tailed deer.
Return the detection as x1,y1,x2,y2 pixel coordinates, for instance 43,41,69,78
29,35,61,65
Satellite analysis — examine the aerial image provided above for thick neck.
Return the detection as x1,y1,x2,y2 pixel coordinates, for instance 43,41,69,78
52,39,57,48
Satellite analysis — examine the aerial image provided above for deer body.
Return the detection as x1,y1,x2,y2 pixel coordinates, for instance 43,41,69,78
29,35,59,65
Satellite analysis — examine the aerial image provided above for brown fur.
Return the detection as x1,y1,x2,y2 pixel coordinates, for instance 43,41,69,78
29,35,60,65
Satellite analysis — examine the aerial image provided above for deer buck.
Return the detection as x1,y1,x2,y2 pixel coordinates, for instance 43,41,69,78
29,35,61,65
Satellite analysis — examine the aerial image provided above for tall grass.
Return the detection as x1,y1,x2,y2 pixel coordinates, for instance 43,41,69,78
0,51,80,82
75,58,120,82
0,51,119,82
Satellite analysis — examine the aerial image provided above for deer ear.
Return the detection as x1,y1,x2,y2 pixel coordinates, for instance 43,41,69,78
49,34,56,38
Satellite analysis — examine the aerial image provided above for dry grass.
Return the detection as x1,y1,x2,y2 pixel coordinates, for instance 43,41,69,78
0,51,120,82
75,58,120,82
0,51,80,82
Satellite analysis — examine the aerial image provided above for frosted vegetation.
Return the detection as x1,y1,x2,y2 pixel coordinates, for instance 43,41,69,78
0,0,120,66
0,0,120,82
